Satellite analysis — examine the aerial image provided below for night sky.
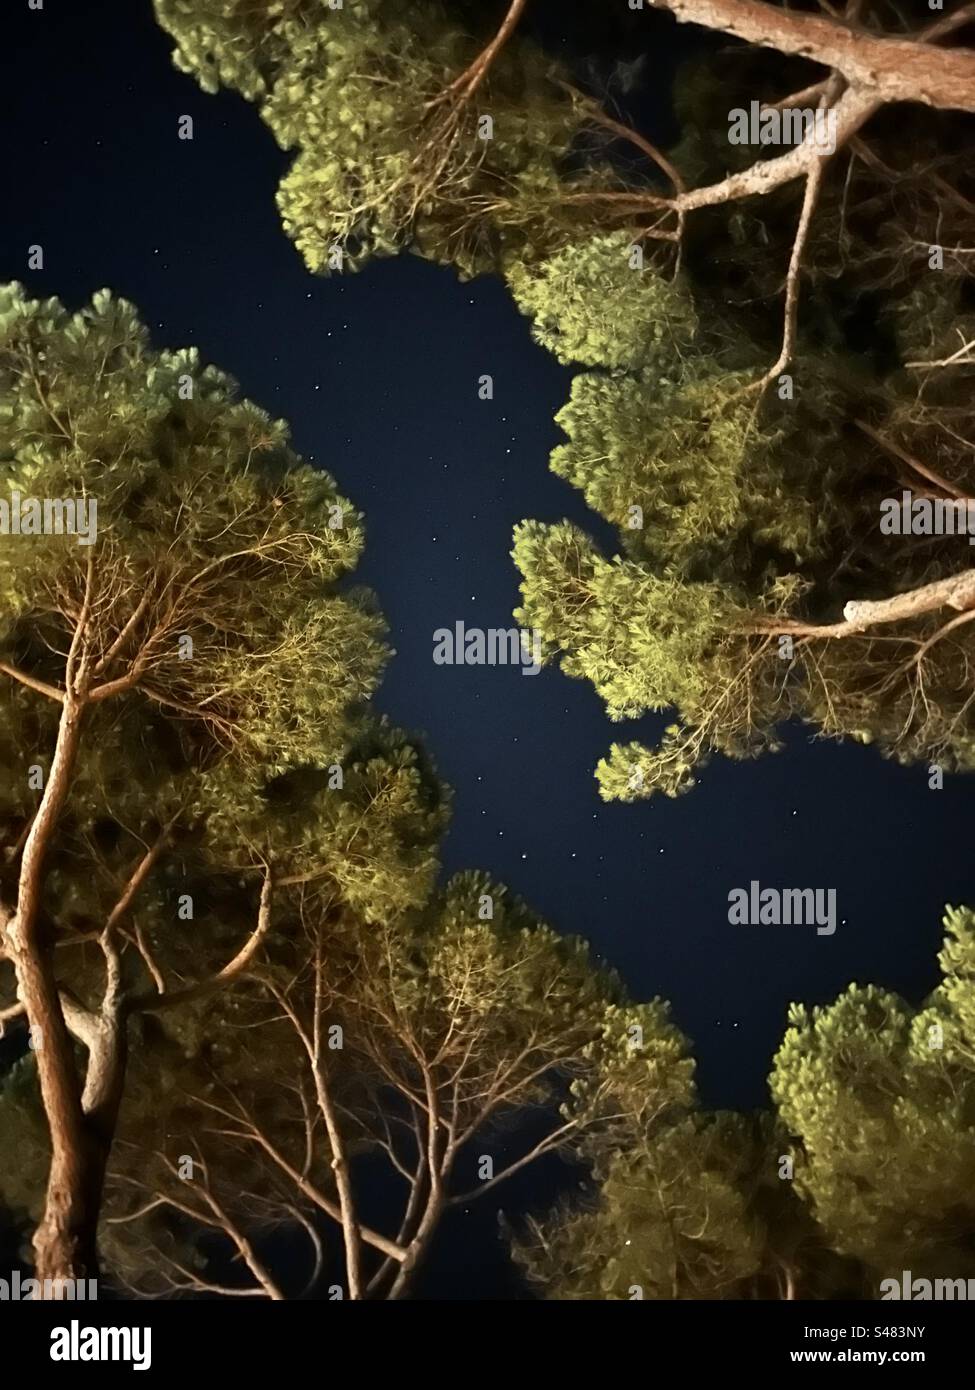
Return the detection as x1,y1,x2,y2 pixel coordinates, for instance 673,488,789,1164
4,0,974,1139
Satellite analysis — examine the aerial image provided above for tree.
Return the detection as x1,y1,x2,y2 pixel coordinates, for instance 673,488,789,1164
514,1116,760,1300
0,283,446,1284
509,1001,759,1301
154,0,975,799
509,1041,862,1300
770,906,975,1285
98,872,694,1299
0,281,701,1304
512,905,975,1299
507,9,975,799
153,0,595,278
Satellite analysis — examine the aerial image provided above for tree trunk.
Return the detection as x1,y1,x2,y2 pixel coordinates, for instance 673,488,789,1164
5,692,123,1290
31,1012,128,1287
32,1126,109,1285
386,1189,444,1300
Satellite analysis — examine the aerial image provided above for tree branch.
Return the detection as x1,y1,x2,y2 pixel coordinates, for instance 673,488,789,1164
0,662,65,704
746,567,975,639
646,0,975,111
127,869,273,1015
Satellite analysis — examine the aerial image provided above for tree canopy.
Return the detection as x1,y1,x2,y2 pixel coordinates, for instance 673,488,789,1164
154,0,975,799
0,282,445,1281
2,0,974,1303
515,905,975,1300
92,873,692,1299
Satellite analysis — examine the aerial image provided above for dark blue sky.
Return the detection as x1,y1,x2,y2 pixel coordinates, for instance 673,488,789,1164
4,0,974,1118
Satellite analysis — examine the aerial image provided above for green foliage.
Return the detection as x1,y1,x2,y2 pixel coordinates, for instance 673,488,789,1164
512,518,794,798
512,520,739,714
153,1,975,800
771,908,975,1282
936,906,975,1066
507,232,697,370
513,1114,764,1300
513,903,975,1300
0,285,450,1003
513,267,975,800
549,366,830,569
0,281,381,760
508,992,771,1301
154,0,589,277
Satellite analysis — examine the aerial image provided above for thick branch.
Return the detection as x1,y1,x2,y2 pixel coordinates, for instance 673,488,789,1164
747,567,975,639
677,84,881,212
648,0,975,111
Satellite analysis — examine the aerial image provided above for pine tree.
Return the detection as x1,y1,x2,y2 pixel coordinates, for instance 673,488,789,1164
510,109,975,799
510,1042,855,1300
770,907,975,1285
154,0,594,278
97,873,695,1300
0,283,446,1283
